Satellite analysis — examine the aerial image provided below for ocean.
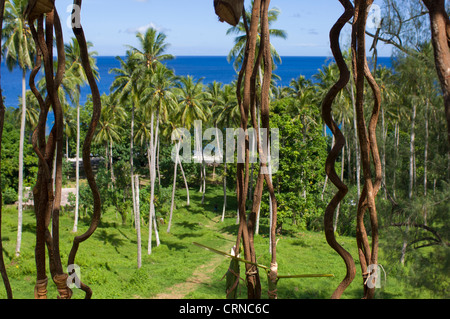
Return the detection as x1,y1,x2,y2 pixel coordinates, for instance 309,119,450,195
1,55,392,109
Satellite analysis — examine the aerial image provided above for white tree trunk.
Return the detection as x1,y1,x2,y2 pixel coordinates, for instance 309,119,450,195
179,158,190,206
167,142,180,233
148,110,160,254
221,162,227,222
73,99,80,232
131,105,136,226
135,175,142,268
409,103,416,199
15,69,27,256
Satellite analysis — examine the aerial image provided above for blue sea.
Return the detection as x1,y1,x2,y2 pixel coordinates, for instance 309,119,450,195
1,55,392,109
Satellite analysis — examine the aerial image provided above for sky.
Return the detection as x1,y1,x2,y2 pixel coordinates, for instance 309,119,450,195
54,0,392,57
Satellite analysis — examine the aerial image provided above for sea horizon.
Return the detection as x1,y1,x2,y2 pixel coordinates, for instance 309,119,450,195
1,55,393,109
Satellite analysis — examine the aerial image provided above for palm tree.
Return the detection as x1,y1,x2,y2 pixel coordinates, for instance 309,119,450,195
226,3,287,71
175,75,210,203
64,37,98,233
141,64,177,239
3,0,36,257
16,90,39,132
128,27,174,71
93,94,125,185
212,83,240,222
175,76,210,128
110,51,142,229
127,28,175,248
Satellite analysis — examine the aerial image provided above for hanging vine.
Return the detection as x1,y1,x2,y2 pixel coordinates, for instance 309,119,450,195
67,0,102,299
351,0,382,299
24,0,102,299
321,0,355,299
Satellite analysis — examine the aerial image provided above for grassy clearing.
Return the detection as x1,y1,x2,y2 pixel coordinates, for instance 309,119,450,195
0,186,436,299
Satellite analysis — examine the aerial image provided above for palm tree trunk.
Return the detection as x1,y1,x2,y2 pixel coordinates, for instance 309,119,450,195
148,110,160,253
221,162,227,222
423,99,429,225
15,68,27,257
381,107,387,199
334,121,345,233
321,135,334,200
178,146,190,206
110,140,115,186
134,175,142,269
131,104,136,226
73,98,80,233
157,138,161,187
350,83,361,200
409,103,416,199
168,142,180,233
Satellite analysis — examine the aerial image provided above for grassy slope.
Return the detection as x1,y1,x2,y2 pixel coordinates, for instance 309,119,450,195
0,186,434,299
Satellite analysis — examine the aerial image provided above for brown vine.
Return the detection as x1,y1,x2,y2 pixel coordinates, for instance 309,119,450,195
67,0,102,299
352,0,382,299
321,0,355,299
25,0,101,299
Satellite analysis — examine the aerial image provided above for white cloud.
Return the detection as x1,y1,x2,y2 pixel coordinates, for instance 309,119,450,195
125,21,172,35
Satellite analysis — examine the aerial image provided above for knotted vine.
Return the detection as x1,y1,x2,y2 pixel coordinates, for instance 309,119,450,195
321,0,355,299
215,0,278,299
24,0,101,299
322,0,382,299
352,0,382,299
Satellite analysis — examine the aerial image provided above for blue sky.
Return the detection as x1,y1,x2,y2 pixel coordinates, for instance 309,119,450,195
55,0,392,57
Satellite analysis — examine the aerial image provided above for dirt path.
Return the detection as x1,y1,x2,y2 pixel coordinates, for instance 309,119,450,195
153,216,234,299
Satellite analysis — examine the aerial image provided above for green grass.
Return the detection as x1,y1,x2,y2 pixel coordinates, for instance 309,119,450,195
0,186,438,299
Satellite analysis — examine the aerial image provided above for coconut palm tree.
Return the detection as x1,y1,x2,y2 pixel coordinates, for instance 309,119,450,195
212,83,240,222
110,50,142,228
93,94,125,185
128,27,174,72
175,75,210,203
141,64,177,240
2,0,36,257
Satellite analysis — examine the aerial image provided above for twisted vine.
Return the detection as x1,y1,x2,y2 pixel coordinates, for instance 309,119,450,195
25,0,101,299
67,0,102,299
321,0,355,299
352,0,382,299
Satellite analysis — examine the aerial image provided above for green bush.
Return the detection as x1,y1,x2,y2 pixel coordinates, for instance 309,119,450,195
3,187,18,205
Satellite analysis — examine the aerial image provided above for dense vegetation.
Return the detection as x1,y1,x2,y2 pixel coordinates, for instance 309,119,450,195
0,0,449,299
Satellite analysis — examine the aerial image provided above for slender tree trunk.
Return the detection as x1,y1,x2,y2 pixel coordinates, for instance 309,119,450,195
222,162,227,222
321,135,335,200
393,122,400,199
157,138,161,187
110,140,115,186
134,175,142,269
334,121,345,233
409,103,416,199
148,110,160,253
179,156,190,206
424,99,429,225
167,142,180,233
350,83,361,199
131,104,136,226
73,96,80,233
381,107,387,199
15,68,27,257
